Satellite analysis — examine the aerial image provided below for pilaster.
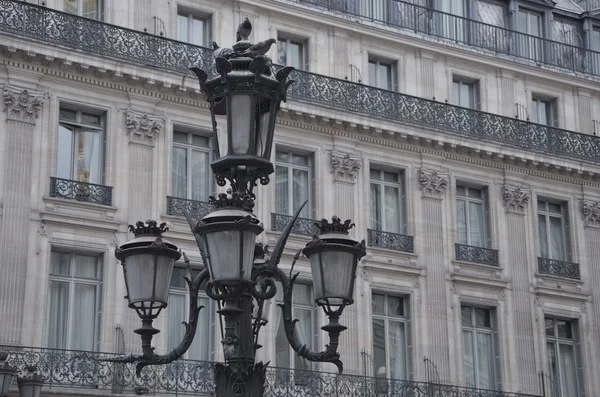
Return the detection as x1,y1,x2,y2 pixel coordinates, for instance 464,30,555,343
0,85,45,345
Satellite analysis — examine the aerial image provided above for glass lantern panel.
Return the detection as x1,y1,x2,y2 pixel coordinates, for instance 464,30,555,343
310,250,355,305
154,255,176,303
230,95,253,155
125,254,161,305
255,110,271,159
205,231,242,282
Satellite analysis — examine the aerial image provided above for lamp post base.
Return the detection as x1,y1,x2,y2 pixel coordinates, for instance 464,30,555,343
214,361,268,397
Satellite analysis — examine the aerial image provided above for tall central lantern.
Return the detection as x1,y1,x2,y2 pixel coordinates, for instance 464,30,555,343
114,18,366,397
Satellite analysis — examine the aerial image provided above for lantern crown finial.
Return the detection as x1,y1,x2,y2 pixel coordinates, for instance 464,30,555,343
209,190,255,212
314,216,355,235
128,220,169,238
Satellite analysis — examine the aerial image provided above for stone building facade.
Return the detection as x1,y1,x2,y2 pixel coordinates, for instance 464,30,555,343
1,0,600,396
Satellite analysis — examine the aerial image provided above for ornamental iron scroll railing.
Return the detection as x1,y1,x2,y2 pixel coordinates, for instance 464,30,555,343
0,347,543,397
538,257,581,280
50,177,113,206
455,243,499,267
3,0,600,163
166,196,213,220
367,229,415,253
271,213,319,236
285,0,600,75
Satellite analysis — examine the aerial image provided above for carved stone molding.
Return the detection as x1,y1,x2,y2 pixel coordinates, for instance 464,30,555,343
330,151,363,183
503,185,531,214
125,109,164,145
418,168,449,199
3,85,45,124
580,200,600,228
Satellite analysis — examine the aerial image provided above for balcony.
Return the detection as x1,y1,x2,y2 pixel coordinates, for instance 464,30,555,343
455,243,499,267
285,0,599,77
166,196,212,220
271,213,318,236
538,257,580,280
1,1,600,164
50,177,112,206
367,229,414,253
0,347,541,397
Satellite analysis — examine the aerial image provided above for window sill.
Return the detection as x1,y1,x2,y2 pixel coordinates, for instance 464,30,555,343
534,273,587,300
451,260,507,289
41,196,119,230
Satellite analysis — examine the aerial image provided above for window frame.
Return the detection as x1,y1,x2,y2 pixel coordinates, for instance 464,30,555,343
537,199,569,261
456,184,488,247
46,250,103,351
64,0,103,20
274,149,314,219
171,129,212,201
370,167,406,234
531,96,559,127
371,292,409,380
452,77,480,110
368,57,396,91
276,36,308,71
57,105,106,184
544,316,582,397
461,305,497,389
177,9,211,47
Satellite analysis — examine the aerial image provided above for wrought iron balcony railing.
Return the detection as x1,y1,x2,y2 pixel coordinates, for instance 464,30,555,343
538,257,580,280
49,177,113,206
0,347,541,397
367,228,414,253
455,243,499,267
2,0,600,164
287,0,600,76
271,213,318,236
166,196,212,220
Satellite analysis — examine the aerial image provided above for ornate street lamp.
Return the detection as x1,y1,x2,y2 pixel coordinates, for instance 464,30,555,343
0,353,15,397
16,367,43,397
114,18,366,397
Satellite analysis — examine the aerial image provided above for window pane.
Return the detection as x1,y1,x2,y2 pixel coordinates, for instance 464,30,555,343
51,252,71,275
379,63,391,90
457,200,468,245
461,306,472,326
372,318,386,377
276,308,291,367
174,131,188,143
64,0,78,14
167,294,186,352
463,330,476,388
545,318,555,337
383,171,398,183
453,81,461,106
48,281,70,349
177,14,188,42
387,296,404,317
82,0,99,19
277,40,287,65
57,125,74,180
469,202,485,247
72,283,97,350
75,129,101,183
292,169,309,217
192,135,209,147
191,149,209,201
289,41,303,70
370,168,381,180
74,255,98,278
291,153,309,166
81,112,101,126
276,151,289,162
371,184,382,230
468,187,482,199
462,82,474,108
548,202,562,213
369,61,377,87
549,216,565,261
475,308,491,328
172,147,188,198
293,284,312,306
293,307,312,370
389,321,406,379
539,214,549,258
546,342,559,389
188,296,210,361
59,108,77,121
170,268,187,289
372,294,385,314
384,186,400,233
557,320,572,339
191,17,206,46
476,332,495,389
559,344,579,397
275,165,289,215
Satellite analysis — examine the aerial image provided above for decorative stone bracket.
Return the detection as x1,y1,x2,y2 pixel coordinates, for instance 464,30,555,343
581,199,600,228
330,151,363,183
418,168,448,199
503,185,530,214
125,109,164,145
3,85,46,124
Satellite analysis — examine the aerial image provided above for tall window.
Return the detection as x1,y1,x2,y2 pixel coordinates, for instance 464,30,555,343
440,0,468,41
532,96,558,127
167,268,211,361
57,106,105,184
277,37,307,70
462,306,497,390
518,9,544,61
370,168,405,234
177,11,210,46
538,200,569,261
456,185,488,248
452,78,480,109
372,293,408,380
172,131,211,201
64,0,103,20
275,150,312,218
275,283,314,375
545,317,581,397
591,27,600,73
47,251,102,351
368,58,394,91
358,0,388,22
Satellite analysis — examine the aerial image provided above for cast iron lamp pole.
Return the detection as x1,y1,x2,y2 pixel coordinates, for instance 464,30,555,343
114,18,366,397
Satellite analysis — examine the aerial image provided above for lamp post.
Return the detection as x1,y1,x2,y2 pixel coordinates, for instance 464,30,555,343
114,18,366,397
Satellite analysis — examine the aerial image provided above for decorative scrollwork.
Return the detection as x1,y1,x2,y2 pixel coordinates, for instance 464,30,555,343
50,177,113,206
455,243,499,267
271,213,318,236
367,229,414,253
538,257,580,280
166,196,213,219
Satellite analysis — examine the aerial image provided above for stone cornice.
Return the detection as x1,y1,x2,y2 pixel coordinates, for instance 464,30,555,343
125,109,164,146
330,151,363,183
3,85,45,124
503,185,531,214
418,168,449,199
580,199,600,228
